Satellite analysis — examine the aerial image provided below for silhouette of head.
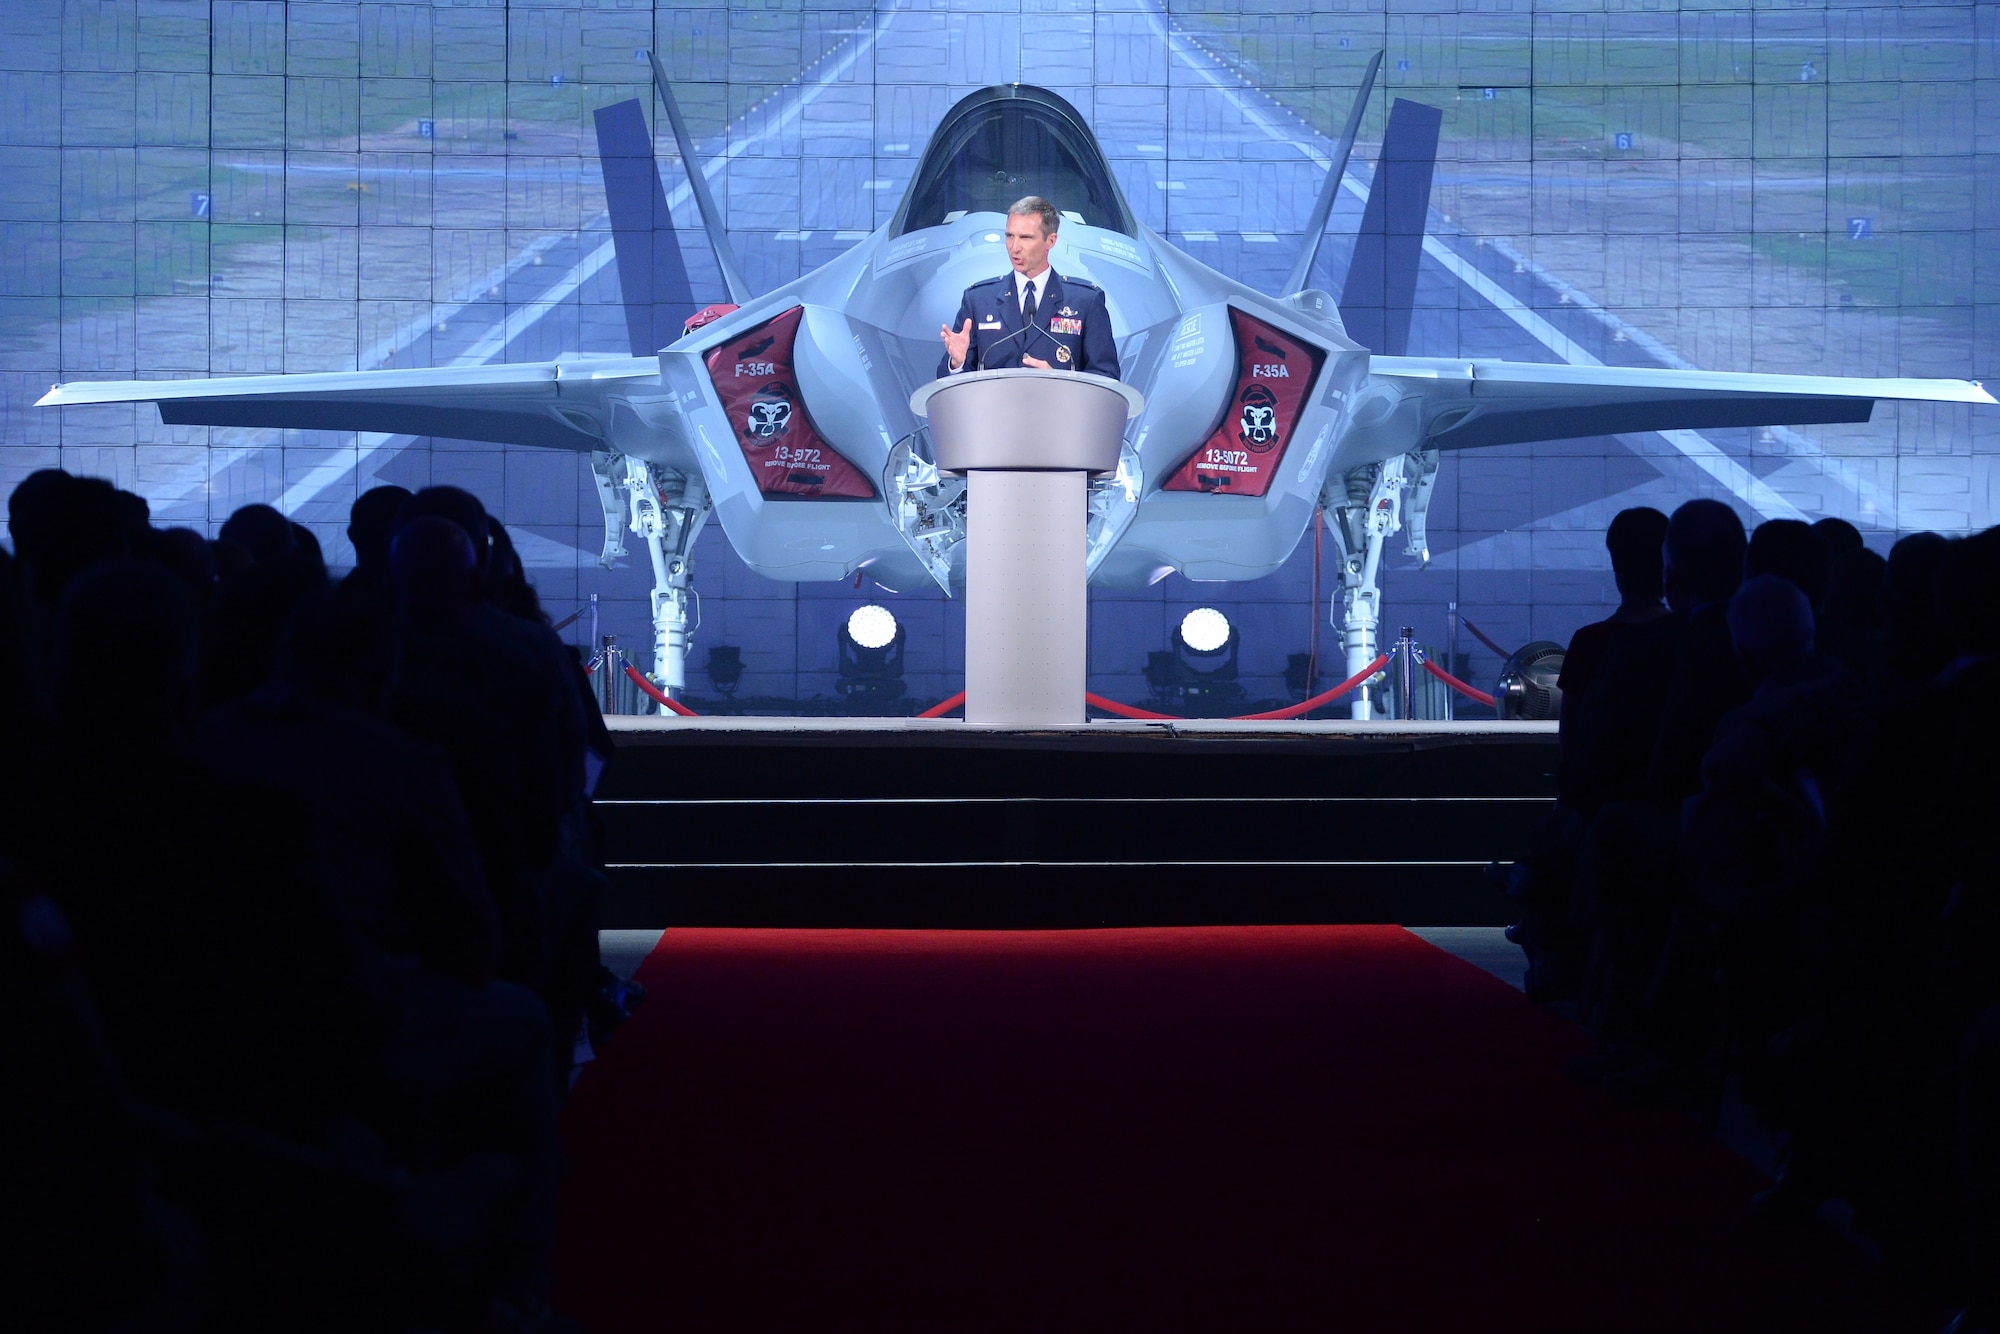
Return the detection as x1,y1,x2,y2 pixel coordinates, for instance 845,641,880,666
391,515,480,625
1746,518,1832,608
276,582,400,713
395,487,491,575
347,485,412,578
7,468,74,557
48,560,199,742
218,504,297,566
288,523,326,581
1664,499,1747,613
1811,516,1864,559
147,527,217,603
1936,526,2000,661
1727,574,1815,684
1604,507,1668,604
1887,531,1952,675
7,471,130,608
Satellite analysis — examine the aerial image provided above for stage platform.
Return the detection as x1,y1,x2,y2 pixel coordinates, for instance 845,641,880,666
595,716,1558,929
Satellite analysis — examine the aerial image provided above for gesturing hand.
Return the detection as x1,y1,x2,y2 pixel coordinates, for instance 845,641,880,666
940,318,973,370
1021,354,1051,370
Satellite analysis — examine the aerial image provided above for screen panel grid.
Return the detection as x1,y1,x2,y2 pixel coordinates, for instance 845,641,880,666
2,0,1993,709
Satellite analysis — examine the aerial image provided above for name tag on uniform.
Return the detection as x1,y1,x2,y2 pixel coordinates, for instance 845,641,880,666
978,317,1003,329
1050,317,1082,335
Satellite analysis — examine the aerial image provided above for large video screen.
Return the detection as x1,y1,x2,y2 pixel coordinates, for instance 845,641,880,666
4,1,1991,710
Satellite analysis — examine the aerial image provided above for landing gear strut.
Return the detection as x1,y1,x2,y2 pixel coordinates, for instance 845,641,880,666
1324,449,1436,721
591,452,710,710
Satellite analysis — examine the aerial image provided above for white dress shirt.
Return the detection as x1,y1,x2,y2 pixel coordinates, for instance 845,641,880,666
1016,268,1050,315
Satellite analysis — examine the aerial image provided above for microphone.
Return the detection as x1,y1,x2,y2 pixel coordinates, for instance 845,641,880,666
976,319,1060,372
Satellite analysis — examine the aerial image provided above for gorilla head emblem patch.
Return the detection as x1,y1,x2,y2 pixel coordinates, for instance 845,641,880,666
1238,384,1279,451
747,383,794,439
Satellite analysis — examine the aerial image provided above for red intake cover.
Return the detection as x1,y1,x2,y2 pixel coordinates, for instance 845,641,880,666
1162,309,1325,497
704,307,874,499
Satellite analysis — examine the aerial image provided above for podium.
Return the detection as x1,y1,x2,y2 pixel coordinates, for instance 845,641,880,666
910,368,1145,725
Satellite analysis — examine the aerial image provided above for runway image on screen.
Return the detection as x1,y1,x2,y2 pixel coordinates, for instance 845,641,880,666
7,1,1993,709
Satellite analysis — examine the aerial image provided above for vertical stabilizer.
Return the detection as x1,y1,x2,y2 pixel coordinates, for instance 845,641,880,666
593,99,697,356
1338,98,1442,356
1282,51,1384,297
648,52,752,307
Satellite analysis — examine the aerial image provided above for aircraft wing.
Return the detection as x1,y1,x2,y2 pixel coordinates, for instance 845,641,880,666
34,357,661,452
1355,357,1995,457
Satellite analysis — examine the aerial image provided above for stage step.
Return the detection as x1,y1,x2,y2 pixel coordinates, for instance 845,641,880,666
594,718,1558,928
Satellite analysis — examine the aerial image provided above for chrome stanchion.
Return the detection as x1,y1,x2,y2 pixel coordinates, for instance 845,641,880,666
1396,626,1417,720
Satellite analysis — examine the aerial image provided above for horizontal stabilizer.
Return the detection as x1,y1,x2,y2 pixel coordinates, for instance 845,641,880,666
36,358,658,452
1361,357,1994,455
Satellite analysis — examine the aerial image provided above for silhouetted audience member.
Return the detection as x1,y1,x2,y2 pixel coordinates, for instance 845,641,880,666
203,503,330,707
1647,498,1752,807
289,520,326,579
3,859,203,1331
1888,530,1955,683
387,513,584,1012
388,490,600,1060
1558,506,1671,710
1812,515,1866,559
1562,500,1751,1089
1510,508,1673,998
1,470,599,1331
216,502,297,566
196,586,500,987
1746,517,1833,612
7,471,130,633
146,526,218,609
345,482,413,597
486,515,546,624
1685,578,1863,1109
1817,546,1889,679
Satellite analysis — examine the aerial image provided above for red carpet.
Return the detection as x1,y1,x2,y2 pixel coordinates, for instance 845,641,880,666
554,927,1925,1331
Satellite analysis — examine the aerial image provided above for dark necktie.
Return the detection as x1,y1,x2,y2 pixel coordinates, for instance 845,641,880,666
1022,280,1038,325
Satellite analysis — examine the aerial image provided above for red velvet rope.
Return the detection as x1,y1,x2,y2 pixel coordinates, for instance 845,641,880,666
1419,656,1496,708
916,690,966,719
1231,654,1391,720
1084,692,1179,720
1457,615,1514,661
1073,653,1391,722
624,664,699,716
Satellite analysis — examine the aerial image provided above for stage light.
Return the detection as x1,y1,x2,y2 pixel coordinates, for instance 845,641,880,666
1144,607,1244,716
1495,641,1565,720
705,645,743,696
1179,607,1231,654
847,604,899,651
837,604,907,711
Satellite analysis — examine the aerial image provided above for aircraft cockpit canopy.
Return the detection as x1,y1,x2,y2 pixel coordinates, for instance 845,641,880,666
893,85,1137,238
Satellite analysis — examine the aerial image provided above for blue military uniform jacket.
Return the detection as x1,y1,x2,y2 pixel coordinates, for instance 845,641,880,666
937,269,1120,380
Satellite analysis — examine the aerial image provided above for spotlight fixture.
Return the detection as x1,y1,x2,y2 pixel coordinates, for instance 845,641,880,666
846,604,899,651
1178,607,1231,654
1495,641,1565,720
837,603,906,710
1144,606,1245,716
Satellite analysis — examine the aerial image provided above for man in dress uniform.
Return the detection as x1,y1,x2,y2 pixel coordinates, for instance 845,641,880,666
937,196,1120,380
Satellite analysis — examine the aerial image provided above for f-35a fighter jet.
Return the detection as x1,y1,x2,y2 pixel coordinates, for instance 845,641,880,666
41,56,1993,713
